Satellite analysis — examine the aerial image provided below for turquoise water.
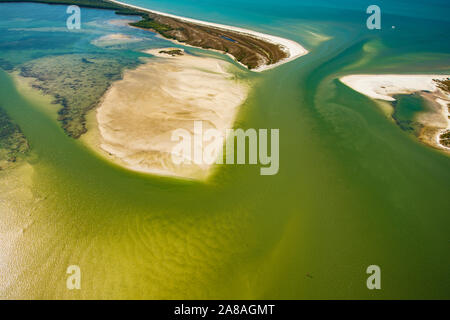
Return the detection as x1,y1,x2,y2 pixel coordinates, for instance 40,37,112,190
0,1,449,299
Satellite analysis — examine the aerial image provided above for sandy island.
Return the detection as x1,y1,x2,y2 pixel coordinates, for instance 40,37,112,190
340,74,450,151
84,48,248,179
107,0,308,71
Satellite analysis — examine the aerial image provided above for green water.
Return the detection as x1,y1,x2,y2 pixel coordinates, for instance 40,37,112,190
392,94,429,134
0,2,449,299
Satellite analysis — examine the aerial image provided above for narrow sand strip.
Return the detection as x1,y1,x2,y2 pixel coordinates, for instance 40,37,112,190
91,49,248,179
339,74,450,150
107,0,308,71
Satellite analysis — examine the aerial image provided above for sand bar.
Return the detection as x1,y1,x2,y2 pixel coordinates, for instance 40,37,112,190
91,48,248,179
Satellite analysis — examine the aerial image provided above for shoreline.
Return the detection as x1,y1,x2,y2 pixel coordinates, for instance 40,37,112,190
339,74,450,151
83,48,249,180
435,98,450,151
106,0,308,71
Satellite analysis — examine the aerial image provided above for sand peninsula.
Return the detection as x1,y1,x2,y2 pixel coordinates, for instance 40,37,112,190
340,74,450,151
0,0,308,71
106,0,308,71
85,48,248,179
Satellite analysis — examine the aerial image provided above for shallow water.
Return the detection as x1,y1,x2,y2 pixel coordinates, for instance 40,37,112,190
0,1,449,299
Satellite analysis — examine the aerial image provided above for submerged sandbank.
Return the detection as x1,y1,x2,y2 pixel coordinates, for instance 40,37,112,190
86,48,248,179
339,74,450,151
91,33,143,47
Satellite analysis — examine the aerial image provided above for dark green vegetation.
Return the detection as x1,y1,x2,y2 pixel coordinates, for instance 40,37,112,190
435,78,450,93
158,49,184,56
0,106,29,168
440,130,450,147
130,18,174,36
148,13,288,69
20,54,140,138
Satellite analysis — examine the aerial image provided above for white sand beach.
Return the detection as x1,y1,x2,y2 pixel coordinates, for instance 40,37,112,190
89,48,248,179
339,74,450,101
339,74,450,150
107,0,308,71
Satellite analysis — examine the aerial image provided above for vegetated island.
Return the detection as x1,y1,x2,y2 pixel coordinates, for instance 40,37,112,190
339,74,450,151
0,0,308,71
